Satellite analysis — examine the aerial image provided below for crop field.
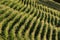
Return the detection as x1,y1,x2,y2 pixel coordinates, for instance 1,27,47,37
0,0,60,40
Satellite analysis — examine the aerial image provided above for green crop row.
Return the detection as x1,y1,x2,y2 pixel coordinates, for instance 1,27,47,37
0,0,59,27
0,0,60,18
0,4,59,40
0,0,60,40
0,4,59,27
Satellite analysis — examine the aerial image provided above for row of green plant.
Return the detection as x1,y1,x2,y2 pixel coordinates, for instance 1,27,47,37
0,4,59,40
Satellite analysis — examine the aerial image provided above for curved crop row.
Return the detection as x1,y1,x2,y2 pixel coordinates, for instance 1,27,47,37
0,4,60,27
0,0,60,40
0,4,59,40
0,0,60,28
0,0,60,18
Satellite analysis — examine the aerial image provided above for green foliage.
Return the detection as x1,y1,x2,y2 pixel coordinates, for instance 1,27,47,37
0,0,60,40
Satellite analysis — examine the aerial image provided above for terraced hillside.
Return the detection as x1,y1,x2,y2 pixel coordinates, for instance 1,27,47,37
0,0,60,40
